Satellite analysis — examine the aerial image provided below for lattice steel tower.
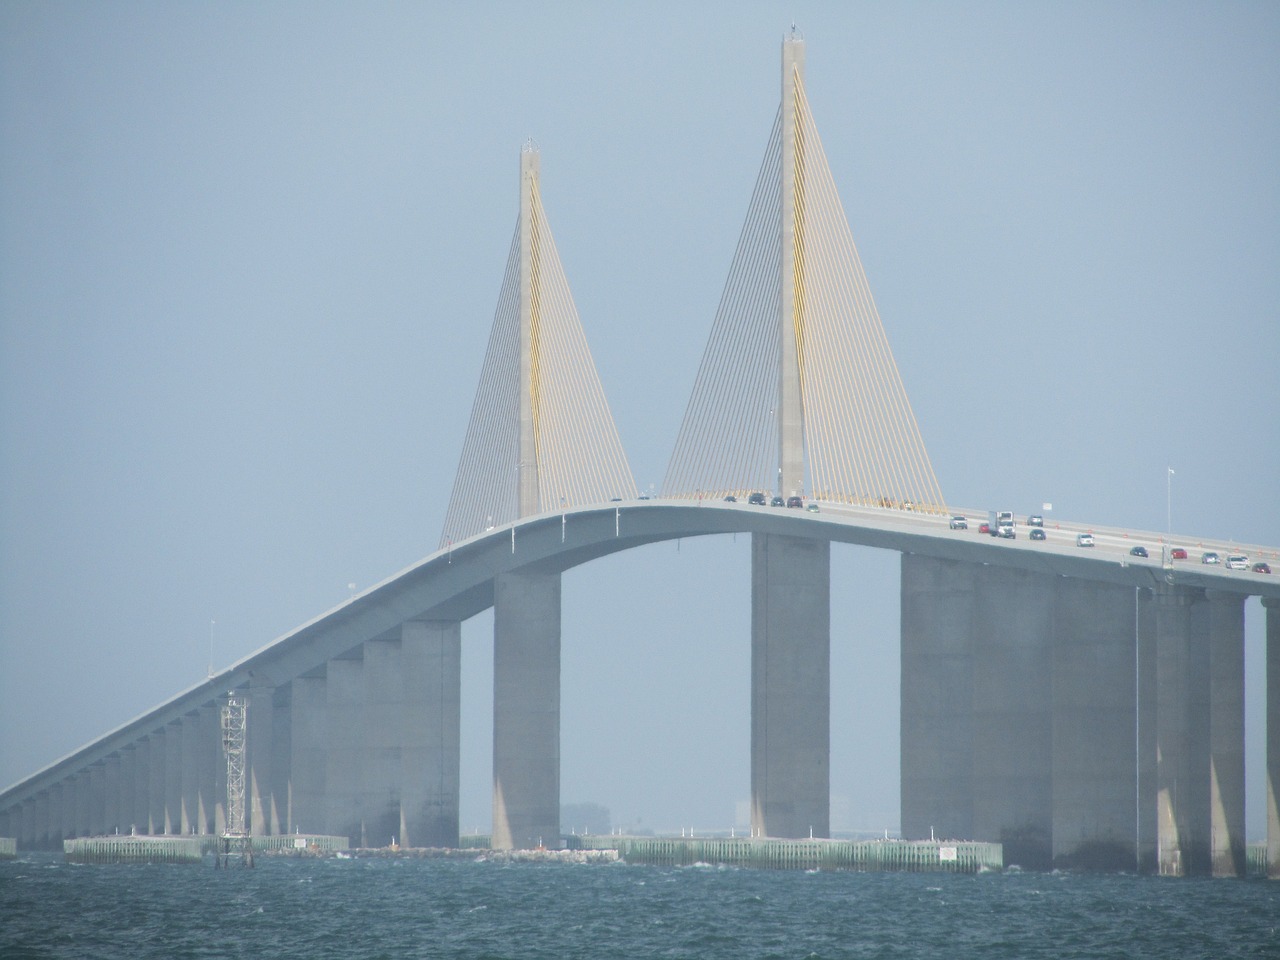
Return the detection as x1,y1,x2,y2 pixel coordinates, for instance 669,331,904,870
217,692,253,867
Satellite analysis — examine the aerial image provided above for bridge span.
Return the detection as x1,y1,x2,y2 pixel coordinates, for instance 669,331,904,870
2,500,1277,876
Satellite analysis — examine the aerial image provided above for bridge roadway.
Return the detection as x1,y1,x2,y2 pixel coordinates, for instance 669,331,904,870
2,499,1278,875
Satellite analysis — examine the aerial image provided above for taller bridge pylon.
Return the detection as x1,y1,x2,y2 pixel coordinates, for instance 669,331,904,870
664,31,951,841
664,30,945,515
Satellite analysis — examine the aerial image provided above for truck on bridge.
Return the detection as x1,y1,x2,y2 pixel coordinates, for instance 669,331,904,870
988,510,1015,539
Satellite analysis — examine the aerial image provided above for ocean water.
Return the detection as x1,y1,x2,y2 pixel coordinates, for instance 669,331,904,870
2,854,1277,959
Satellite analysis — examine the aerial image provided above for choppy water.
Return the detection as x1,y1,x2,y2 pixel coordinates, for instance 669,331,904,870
2,853,1278,959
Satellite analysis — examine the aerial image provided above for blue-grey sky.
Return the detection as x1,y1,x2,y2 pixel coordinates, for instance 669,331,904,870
2,2,1277,838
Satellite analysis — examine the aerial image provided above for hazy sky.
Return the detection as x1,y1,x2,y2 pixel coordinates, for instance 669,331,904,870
2,2,1277,838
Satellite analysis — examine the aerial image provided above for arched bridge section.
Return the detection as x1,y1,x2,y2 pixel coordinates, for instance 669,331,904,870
2,501,1277,877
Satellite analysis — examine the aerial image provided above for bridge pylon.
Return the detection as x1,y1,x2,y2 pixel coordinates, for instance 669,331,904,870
442,146,636,849
664,31,945,515
441,144,636,548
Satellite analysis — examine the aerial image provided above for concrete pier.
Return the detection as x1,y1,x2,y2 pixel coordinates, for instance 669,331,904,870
289,672,327,836
247,679,278,837
1266,597,1280,880
1207,591,1245,876
180,711,200,834
363,635,404,847
973,564,1054,869
1155,585,1210,876
103,754,121,838
326,654,365,844
165,719,182,834
750,533,830,839
147,728,165,835
400,620,461,848
901,553,976,841
492,570,561,850
1136,588,1158,872
1051,578,1136,870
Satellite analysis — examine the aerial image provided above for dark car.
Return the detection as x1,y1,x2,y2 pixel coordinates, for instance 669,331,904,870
723,495,737,503
1253,562,1272,574
770,496,785,507
1030,528,1046,541
786,496,803,508
748,492,767,505
1129,545,1148,558
1170,547,1188,560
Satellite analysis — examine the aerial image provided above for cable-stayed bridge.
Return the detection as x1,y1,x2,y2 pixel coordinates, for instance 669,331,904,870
2,34,1277,877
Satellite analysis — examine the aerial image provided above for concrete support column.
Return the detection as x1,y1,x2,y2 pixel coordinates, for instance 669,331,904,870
18,798,38,849
1266,597,1280,880
363,636,404,848
751,533,830,839
88,761,105,837
493,570,561,850
1051,578,1137,870
48,784,63,848
165,720,183,834
327,654,365,845
118,746,136,835
147,727,166,835
0,806,9,841
1136,588,1158,873
972,564,1055,870
133,738,151,834
900,553,977,842
402,620,462,848
103,754,121,836
289,672,327,836
59,777,77,839
271,683,292,837
199,702,222,835
1155,584,1210,876
247,678,278,837
180,713,200,833
1206,590,1245,877
76,769,93,838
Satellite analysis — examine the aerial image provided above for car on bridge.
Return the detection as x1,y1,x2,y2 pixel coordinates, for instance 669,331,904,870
723,495,737,503
978,522,990,534
1171,547,1188,560
806,502,819,513
1030,528,1046,541
1202,551,1221,565
1253,561,1272,574
1225,555,1248,570
1028,515,1044,527
748,492,766,505
1076,533,1095,547
770,496,785,507
949,515,968,530
1129,545,1149,558
787,496,803,508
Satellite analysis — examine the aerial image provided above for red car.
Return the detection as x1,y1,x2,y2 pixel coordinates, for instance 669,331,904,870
1170,547,1188,560
978,522,990,534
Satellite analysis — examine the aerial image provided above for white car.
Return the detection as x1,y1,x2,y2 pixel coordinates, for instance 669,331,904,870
1225,555,1248,570
1076,533,1095,548
1202,551,1221,565
949,515,967,530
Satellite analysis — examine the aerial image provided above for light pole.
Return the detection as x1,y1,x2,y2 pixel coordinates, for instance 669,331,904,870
1167,467,1174,536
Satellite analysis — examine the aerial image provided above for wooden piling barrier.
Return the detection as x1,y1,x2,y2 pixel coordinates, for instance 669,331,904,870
606,837,1001,873
64,835,203,865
